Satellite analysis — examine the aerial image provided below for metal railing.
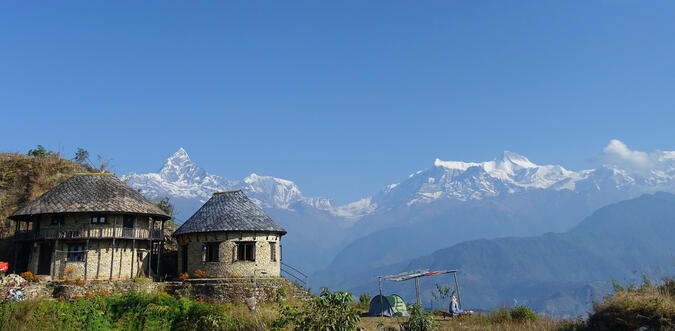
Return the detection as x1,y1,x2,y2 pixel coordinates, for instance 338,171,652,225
14,227,164,241
281,261,308,286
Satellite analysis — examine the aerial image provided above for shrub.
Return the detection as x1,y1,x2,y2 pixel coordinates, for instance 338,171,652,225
400,304,436,331
20,271,40,282
273,287,360,330
192,269,211,278
74,278,85,286
489,307,512,323
510,305,538,322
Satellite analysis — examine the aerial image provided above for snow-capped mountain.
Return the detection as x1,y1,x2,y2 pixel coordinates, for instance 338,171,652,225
367,148,675,211
124,144,675,222
122,148,370,220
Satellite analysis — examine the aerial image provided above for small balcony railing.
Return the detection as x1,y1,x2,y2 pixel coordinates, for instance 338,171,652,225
14,227,164,241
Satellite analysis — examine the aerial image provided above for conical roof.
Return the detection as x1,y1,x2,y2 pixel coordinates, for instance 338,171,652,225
9,173,170,220
173,190,286,236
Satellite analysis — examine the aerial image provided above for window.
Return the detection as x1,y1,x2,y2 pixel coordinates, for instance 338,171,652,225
202,242,219,262
67,244,85,262
269,242,276,262
51,214,64,225
237,242,255,261
91,214,107,224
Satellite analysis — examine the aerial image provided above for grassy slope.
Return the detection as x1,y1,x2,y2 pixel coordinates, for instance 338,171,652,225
0,153,93,261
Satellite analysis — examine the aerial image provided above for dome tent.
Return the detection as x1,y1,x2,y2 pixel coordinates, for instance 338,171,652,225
367,294,409,317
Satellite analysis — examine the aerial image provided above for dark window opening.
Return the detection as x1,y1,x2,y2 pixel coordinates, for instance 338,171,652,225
123,215,135,228
67,244,85,262
237,242,255,261
202,242,219,262
51,214,64,225
269,242,276,262
91,214,107,224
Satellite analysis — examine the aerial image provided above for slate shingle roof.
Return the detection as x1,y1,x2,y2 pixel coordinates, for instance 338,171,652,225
9,174,170,220
173,190,286,236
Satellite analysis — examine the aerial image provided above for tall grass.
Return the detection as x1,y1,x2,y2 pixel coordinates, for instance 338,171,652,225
0,292,270,331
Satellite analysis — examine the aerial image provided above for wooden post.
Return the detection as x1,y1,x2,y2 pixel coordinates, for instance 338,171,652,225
453,272,462,310
157,220,164,281
12,220,19,274
148,218,153,279
378,277,384,317
52,219,61,281
84,222,90,280
96,221,102,278
109,216,116,280
131,216,136,279
415,277,421,306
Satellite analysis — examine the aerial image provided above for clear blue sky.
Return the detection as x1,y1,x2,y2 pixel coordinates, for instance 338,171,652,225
2,1,674,203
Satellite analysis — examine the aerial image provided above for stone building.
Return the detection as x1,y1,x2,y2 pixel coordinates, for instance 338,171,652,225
8,173,171,280
173,190,287,277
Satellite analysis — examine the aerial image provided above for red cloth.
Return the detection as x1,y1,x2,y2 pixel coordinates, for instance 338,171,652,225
0,262,8,273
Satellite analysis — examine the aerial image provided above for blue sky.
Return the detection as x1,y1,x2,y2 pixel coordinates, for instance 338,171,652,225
2,1,674,203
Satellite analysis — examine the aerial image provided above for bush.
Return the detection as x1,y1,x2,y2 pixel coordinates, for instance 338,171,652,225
20,271,40,282
399,304,436,331
273,287,360,330
510,305,538,322
488,306,512,323
192,269,211,278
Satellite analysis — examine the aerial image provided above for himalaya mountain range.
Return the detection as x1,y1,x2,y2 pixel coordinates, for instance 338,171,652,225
122,140,675,315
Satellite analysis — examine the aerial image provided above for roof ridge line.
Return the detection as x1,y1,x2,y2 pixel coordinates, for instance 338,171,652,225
213,190,242,195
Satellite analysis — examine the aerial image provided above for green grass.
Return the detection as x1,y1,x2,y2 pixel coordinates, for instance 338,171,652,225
0,292,271,331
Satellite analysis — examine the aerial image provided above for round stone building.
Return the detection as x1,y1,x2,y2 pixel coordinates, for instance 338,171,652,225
173,190,287,277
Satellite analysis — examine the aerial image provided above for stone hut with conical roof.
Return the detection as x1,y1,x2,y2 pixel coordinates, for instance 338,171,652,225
8,173,171,280
173,190,286,277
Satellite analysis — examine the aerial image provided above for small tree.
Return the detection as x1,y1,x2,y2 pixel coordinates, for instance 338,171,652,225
72,147,89,164
154,197,176,218
431,283,455,309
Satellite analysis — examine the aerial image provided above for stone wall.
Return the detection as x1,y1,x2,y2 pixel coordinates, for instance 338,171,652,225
28,239,152,280
163,277,311,303
176,231,282,278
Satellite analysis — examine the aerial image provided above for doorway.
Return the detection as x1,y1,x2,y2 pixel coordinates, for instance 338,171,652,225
181,245,188,273
38,243,53,275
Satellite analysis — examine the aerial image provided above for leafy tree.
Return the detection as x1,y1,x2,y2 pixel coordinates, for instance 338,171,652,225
154,197,176,218
27,145,58,158
431,283,455,308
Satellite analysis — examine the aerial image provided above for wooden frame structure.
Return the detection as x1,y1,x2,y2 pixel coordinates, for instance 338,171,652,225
377,269,463,315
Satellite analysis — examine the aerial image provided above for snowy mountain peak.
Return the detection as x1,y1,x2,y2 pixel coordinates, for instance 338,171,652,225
158,148,207,184
496,151,538,169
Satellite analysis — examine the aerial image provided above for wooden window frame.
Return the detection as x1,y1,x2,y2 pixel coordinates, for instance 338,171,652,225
269,242,277,262
236,242,255,262
202,242,220,262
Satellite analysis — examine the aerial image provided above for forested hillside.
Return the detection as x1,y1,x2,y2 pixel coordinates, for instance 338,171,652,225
339,193,675,316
